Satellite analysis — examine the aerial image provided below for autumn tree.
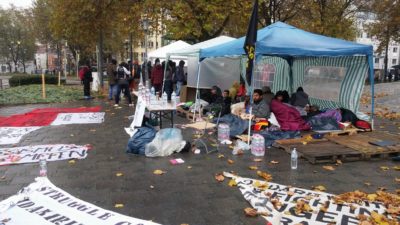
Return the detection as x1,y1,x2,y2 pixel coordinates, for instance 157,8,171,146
366,0,400,77
0,7,36,73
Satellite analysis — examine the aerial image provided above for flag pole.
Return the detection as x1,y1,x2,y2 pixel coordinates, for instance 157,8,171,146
247,53,256,145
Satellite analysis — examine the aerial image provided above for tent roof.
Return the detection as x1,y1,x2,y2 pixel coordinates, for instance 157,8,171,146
148,40,191,59
200,22,373,58
168,36,236,57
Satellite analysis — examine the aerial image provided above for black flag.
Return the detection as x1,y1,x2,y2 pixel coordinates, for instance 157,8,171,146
243,0,258,85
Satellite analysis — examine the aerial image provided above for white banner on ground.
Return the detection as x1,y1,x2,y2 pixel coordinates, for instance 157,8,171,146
0,144,89,166
125,97,146,137
0,177,160,225
224,172,387,225
0,127,41,145
51,112,105,125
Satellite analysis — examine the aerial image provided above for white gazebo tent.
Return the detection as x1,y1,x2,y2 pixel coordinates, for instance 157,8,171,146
148,40,191,63
165,36,237,92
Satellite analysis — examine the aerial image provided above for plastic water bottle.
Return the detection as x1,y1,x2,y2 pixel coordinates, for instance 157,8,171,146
291,148,298,170
162,92,168,107
150,86,155,96
218,123,230,142
39,158,47,177
251,134,265,156
171,91,177,108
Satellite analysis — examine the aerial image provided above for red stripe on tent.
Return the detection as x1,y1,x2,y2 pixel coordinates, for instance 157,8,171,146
0,106,102,127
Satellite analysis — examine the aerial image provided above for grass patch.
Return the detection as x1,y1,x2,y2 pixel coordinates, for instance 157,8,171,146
0,85,82,105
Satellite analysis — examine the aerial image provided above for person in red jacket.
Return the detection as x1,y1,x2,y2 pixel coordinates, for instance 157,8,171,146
151,58,163,94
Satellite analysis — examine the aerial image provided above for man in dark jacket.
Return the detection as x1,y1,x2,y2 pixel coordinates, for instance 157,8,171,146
251,89,270,119
114,62,133,107
107,59,117,100
81,61,93,100
174,60,186,96
291,87,310,108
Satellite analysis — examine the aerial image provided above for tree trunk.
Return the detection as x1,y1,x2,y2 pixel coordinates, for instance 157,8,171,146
97,30,104,88
384,33,389,81
46,43,49,71
13,60,18,73
22,62,26,73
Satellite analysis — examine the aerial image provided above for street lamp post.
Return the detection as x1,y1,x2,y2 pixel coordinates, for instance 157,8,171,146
142,18,149,83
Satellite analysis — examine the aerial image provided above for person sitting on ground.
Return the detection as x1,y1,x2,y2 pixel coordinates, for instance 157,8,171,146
222,90,232,116
229,81,240,103
203,86,224,116
291,87,310,108
270,91,310,131
261,86,274,105
114,62,133,107
250,89,270,120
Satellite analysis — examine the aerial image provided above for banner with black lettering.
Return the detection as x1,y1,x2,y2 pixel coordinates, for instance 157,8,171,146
0,144,90,166
0,177,160,225
224,172,387,225
0,127,41,145
51,112,105,126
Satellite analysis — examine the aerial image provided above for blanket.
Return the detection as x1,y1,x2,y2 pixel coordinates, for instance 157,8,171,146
215,114,248,137
270,99,310,131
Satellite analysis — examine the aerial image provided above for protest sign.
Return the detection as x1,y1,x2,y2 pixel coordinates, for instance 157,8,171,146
0,144,89,166
0,127,41,145
0,177,160,225
125,97,145,137
51,113,105,125
224,173,388,225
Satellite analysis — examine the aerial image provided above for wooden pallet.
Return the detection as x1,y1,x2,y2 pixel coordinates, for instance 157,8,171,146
325,128,363,137
275,139,362,164
326,131,400,160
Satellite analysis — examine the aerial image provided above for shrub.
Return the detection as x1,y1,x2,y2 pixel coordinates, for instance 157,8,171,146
9,74,66,87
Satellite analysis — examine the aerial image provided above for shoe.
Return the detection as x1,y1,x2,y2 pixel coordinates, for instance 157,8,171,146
129,104,134,107
114,104,119,107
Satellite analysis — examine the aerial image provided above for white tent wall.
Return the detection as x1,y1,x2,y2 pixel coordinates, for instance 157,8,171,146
187,57,241,91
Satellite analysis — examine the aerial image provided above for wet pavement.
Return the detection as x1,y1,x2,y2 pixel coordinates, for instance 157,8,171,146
0,84,399,225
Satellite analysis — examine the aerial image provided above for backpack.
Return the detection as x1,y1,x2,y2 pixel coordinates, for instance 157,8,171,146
117,66,126,80
78,67,87,80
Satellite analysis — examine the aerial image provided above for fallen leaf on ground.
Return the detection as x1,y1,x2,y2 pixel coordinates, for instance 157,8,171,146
70,134,74,137
313,185,327,192
116,172,123,177
313,170,318,173
323,166,335,171
187,166,192,169
392,166,400,171
89,129,96,132
0,175,5,181
68,160,76,164
217,154,225,159
364,182,371,186
215,173,225,182
249,166,258,170
253,158,263,162
210,143,218,147
254,180,268,189
227,159,234,164
336,160,342,165
257,171,273,181
153,170,166,175
114,204,124,208
395,178,400,183
228,145,234,149
228,179,237,187
244,207,258,217
302,142,307,145
380,166,390,171
150,185,154,189
270,160,279,164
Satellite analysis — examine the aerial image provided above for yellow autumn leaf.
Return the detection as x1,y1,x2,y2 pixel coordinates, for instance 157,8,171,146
395,178,400,182
313,185,327,192
228,179,237,187
114,204,124,208
253,158,263,162
323,166,335,171
68,160,76,164
116,172,123,177
217,154,225,159
153,170,165,175
215,173,225,182
227,159,234,164
270,160,279,164
248,166,258,170
367,194,377,201
392,166,400,171
380,166,390,171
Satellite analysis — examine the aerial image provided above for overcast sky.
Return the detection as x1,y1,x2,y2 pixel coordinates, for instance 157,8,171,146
0,0,33,9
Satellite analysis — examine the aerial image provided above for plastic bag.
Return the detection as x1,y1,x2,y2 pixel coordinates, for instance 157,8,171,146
232,140,250,155
145,128,186,157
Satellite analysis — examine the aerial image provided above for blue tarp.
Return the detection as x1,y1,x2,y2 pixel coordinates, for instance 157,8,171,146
200,22,373,58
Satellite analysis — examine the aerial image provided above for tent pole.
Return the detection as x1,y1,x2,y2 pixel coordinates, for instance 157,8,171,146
193,59,202,122
368,55,375,129
161,54,169,95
